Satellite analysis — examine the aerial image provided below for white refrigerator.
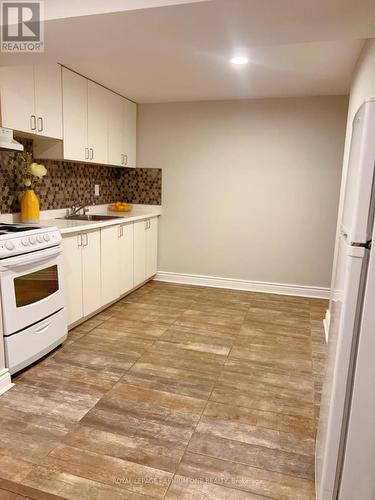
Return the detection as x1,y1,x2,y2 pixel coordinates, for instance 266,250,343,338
316,98,375,500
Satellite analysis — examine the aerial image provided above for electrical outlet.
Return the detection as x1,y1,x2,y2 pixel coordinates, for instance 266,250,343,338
94,184,100,196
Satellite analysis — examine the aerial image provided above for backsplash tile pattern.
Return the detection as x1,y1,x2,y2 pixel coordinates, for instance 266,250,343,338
0,138,161,213
120,167,162,206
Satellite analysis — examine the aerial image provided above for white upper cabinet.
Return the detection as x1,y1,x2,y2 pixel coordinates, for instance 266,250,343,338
62,68,109,164
107,91,124,167
1,64,136,167
0,66,35,134
0,64,62,139
88,81,108,164
107,92,137,168
123,98,137,168
33,65,63,139
62,68,88,162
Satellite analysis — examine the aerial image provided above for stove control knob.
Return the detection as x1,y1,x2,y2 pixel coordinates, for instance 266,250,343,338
36,235,43,243
43,234,50,242
29,236,36,245
21,238,29,246
5,241,14,251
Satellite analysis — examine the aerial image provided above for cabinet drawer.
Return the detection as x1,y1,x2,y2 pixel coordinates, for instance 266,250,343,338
4,309,67,374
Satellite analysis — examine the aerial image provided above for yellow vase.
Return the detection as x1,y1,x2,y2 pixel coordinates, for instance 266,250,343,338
20,189,40,224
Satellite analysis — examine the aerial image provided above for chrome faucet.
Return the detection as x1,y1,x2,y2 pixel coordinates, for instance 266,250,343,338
70,205,89,216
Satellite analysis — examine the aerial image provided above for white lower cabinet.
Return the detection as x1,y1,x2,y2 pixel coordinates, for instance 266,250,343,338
119,223,134,294
62,229,101,325
62,233,83,325
63,218,158,326
101,223,134,306
133,220,147,287
134,217,159,286
146,217,158,279
82,230,102,316
101,225,120,305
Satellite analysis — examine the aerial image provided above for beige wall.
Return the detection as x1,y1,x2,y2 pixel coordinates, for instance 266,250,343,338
138,96,348,289
330,39,375,294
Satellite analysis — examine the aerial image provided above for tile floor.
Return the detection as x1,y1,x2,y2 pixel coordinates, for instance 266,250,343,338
0,281,327,500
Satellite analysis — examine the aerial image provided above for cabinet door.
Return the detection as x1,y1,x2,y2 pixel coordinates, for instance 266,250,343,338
107,91,124,167
82,230,101,316
62,233,83,325
101,225,120,305
133,220,147,287
146,217,158,279
123,98,137,168
34,64,63,139
0,65,35,133
62,68,88,162
88,81,108,164
119,223,134,294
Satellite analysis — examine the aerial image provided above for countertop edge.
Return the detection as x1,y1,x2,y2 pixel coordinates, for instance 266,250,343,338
40,209,162,235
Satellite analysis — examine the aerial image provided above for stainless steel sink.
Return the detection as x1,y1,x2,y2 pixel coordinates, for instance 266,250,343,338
58,214,121,221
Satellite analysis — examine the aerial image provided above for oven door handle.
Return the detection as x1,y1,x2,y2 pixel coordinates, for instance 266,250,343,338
0,246,62,270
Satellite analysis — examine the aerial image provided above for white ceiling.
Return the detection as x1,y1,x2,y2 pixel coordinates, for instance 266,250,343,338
1,0,374,102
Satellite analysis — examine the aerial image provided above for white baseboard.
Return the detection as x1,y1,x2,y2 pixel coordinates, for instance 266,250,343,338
0,368,13,396
154,271,330,299
323,308,331,343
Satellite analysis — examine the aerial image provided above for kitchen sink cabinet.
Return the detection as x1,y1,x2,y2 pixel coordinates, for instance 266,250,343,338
62,229,101,325
0,64,62,139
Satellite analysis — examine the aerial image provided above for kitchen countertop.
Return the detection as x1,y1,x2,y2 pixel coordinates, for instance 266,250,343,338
0,204,162,235
41,206,162,235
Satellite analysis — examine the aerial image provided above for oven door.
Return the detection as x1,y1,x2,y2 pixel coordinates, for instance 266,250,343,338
0,246,65,335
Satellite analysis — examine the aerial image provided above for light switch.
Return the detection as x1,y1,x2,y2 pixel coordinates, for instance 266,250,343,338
94,184,100,196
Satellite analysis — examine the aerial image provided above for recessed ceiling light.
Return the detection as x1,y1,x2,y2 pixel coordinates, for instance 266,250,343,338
230,56,249,65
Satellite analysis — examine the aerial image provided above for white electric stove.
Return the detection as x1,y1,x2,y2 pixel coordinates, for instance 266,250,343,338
0,223,67,374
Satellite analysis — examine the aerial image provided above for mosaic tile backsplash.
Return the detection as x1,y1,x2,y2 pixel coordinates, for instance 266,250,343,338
0,138,162,213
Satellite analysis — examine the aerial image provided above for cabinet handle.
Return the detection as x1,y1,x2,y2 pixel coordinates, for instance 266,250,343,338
30,115,36,130
77,234,82,247
118,226,122,238
37,117,43,132
120,154,124,165
85,147,89,160
83,233,88,247
124,154,128,166
89,148,94,160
